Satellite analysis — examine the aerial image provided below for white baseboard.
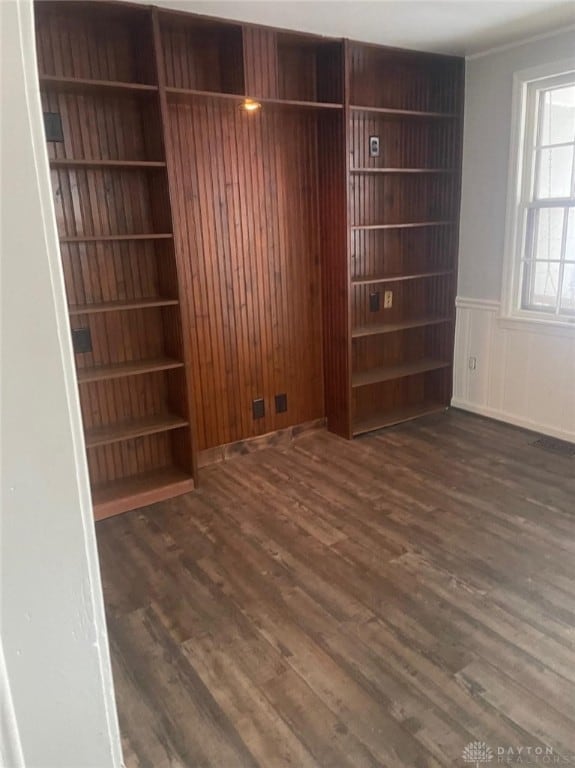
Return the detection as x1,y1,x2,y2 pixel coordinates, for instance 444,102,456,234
451,398,575,443
454,297,575,444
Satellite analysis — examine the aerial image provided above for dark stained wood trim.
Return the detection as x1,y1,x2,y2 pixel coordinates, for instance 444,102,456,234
198,418,327,468
151,5,200,481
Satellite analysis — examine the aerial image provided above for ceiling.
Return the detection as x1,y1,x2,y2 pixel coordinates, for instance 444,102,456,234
149,0,575,56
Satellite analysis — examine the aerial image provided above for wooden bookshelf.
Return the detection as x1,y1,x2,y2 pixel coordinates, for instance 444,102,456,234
350,105,458,118
333,43,464,437
92,468,195,521
352,270,454,285
353,402,447,436
39,75,159,93
77,358,184,384
352,359,452,388
36,1,196,518
85,414,188,448
49,159,167,169
59,234,173,243
352,316,452,338
351,221,454,231
69,298,179,315
166,86,342,110
35,2,464,515
350,168,456,174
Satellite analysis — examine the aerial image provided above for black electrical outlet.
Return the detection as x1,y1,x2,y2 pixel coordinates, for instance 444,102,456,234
369,135,380,158
252,397,265,420
71,327,92,354
369,291,380,312
275,393,288,414
44,112,64,142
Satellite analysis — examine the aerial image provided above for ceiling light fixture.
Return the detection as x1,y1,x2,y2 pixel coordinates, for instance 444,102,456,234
241,98,262,113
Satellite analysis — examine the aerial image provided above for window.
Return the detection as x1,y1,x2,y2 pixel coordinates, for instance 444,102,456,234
510,70,575,321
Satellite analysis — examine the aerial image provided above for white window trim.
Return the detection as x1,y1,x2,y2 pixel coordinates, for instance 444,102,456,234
500,57,575,331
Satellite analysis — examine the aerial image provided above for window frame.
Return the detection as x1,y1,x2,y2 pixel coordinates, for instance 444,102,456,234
501,58,575,328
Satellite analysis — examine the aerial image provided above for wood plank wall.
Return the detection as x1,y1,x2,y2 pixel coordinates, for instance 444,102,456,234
318,87,350,436
36,1,464,472
167,99,326,450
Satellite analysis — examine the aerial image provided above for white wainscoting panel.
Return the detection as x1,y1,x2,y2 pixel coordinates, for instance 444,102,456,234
453,297,575,442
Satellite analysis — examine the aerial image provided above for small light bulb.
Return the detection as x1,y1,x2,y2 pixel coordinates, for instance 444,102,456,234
241,98,262,113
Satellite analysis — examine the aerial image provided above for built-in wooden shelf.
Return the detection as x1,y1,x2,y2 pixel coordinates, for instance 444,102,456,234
59,233,173,243
69,297,179,315
259,96,342,110
92,467,195,521
352,270,453,286
77,357,184,384
352,358,451,388
50,159,166,169
351,168,456,174
351,221,453,231
352,316,452,338
166,86,343,110
85,414,189,448
353,401,447,436
350,104,459,119
39,75,159,94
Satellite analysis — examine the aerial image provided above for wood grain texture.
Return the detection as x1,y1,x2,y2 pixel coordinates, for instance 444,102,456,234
347,43,463,435
166,97,325,450
159,12,244,94
243,27,278,98
349,44,463,114
35,1,156,84
318,40,350,439
198,417,326,467
98,410,575,767
35,1,195,517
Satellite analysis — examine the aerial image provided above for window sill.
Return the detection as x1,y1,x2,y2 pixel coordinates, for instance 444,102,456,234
497,313,575,338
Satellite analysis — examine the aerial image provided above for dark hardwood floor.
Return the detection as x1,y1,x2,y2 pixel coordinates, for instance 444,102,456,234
97,409,575,768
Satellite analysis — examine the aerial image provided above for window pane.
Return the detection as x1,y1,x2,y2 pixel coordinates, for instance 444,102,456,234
533,207,564,260
524,261,560,309
536,145,573,198
566,208,575,261
560,262,575,311
540,85,575,145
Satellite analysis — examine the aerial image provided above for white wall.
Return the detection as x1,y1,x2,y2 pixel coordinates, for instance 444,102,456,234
0,2,123,766
454,29,575,441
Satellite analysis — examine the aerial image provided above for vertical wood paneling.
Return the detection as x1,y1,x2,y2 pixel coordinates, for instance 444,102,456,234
350,174,457,227
275,35,343,104
50,168,172,238
349,45,459,114
35,2,155,84
167,97,325,450
318,111,350,437
159,14,244,94
243,27,278,98
347,43,463,433
41,90,162,162
350,114,458,169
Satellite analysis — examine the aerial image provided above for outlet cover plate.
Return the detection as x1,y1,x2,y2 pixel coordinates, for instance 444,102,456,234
252,398,265,419
71,327,92,354
275,393,288,414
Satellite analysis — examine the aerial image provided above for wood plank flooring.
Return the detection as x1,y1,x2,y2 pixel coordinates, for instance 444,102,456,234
97,409,575,768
